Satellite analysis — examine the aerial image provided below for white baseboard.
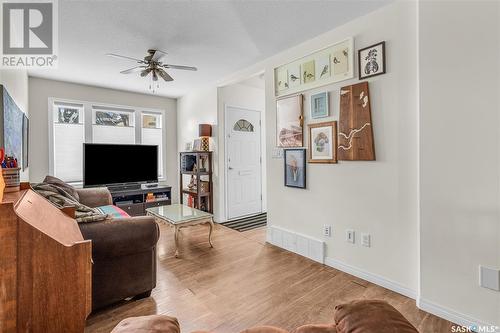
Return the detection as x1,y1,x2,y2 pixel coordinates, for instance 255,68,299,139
267,226,324,264
417,298,498,331
324,257,417,299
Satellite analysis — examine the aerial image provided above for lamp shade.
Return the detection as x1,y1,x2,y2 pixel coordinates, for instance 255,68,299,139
199,124,212,137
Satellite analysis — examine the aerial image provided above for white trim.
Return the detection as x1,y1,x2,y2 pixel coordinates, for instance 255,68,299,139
324,257,417,299
224,104,263,221
417,298,497,331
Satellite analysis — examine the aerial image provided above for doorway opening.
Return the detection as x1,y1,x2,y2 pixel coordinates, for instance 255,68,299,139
220,72,266,232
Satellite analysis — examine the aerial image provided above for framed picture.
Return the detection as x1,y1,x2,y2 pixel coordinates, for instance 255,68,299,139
308,121,337,163
358,41,386,80
284,148,306,189
193,139,202,151
310,92,329,119
276,94,303,147
274,37,354,97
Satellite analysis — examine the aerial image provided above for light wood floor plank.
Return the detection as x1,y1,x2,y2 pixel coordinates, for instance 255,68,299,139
85,224,454,333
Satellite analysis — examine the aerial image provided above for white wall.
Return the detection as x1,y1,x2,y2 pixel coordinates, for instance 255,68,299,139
218,82,266,219
177,2,418,289
28,77,178,201
418,1,500,326
176,86,218,215
264,1,419,293
175,0,500,326
177,82,266,222
0,69,29,181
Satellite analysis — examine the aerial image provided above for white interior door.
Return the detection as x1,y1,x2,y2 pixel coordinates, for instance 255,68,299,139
226,106,262,220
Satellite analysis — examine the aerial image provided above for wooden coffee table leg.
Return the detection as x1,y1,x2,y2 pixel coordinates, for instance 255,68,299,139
174,225,180,258
208,219,214,248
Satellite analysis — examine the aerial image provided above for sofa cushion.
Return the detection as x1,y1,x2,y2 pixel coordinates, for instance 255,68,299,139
240,327,290,333
111,315,180,333
333,300,418,333
79,216,159,258
43,175,80,201
96,205,130,218
295,324,337,333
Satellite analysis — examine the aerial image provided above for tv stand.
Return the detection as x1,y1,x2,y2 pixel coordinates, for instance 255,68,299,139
108,183,171,216
107,183,141,192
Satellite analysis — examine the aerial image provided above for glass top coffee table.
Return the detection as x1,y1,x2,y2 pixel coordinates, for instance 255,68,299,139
146,204,214,258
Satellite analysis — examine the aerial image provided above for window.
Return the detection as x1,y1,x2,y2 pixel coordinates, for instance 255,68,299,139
50,99,166,183
141,112,163,178
92,107,135,144
52,102,85,182
233,119,254,132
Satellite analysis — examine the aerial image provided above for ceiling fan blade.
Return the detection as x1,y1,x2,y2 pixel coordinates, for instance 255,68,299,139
151,49,167,62
140,68,152,77
158,69,174,82
120,66,146,74
162,64,197,71
106,53,145,63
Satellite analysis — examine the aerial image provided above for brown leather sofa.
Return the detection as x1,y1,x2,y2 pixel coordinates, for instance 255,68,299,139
76,187,160,311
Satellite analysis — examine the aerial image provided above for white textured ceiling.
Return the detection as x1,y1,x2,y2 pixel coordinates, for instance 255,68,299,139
29,1,390,98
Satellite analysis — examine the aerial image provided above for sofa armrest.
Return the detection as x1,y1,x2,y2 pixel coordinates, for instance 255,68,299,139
79,216,160,258
76,187,112,208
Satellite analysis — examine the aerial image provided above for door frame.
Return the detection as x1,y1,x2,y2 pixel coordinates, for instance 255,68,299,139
224,104,263,221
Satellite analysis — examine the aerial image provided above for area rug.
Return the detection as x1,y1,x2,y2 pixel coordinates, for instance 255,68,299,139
222,213,267,232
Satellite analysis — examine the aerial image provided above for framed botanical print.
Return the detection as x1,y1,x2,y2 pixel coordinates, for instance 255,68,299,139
310,91,329,119
276,94,303,147
308,121,337,163
358,41,386,80
284,148,306,189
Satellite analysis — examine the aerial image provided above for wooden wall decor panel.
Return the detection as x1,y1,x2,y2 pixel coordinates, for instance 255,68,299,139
337,82,376,160
0,188,92,333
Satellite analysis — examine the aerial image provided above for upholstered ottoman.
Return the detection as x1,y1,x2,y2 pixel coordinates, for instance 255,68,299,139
111,300,417,333
111,315,180,333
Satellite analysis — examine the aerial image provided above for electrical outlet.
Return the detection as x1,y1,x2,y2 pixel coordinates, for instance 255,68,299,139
361,233,371,247
346,229,355,243
323,225,331,237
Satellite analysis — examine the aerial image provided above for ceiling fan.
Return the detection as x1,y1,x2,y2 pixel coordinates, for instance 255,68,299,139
106,49,197,91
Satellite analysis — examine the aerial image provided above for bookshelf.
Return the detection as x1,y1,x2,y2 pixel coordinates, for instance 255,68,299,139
179,151,213,213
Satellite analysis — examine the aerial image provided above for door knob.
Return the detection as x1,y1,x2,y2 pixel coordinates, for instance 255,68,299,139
228,166,234,170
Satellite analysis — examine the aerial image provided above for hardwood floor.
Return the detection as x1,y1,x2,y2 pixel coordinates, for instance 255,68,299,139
85,224,454,333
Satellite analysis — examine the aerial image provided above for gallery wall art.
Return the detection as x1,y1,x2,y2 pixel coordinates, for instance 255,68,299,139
284,148,306,189
274,38,354,97
308,121,337,164
358,41,386,80
0,85,26,169
276,94,303,147
337,82,375,160
310,91,329,119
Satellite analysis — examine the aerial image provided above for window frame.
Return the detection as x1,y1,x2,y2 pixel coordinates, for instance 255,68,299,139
48,97,167,184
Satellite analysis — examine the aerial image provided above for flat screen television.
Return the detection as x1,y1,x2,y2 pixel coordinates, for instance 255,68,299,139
83,143,158,187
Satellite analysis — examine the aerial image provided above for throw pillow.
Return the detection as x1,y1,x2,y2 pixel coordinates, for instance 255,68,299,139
96,205,130,219
333,300,418,333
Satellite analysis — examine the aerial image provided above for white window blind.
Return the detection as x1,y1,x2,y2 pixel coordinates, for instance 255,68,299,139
141,112,163,178
53,103,84,182
92,107,135,144
50,100,167,182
